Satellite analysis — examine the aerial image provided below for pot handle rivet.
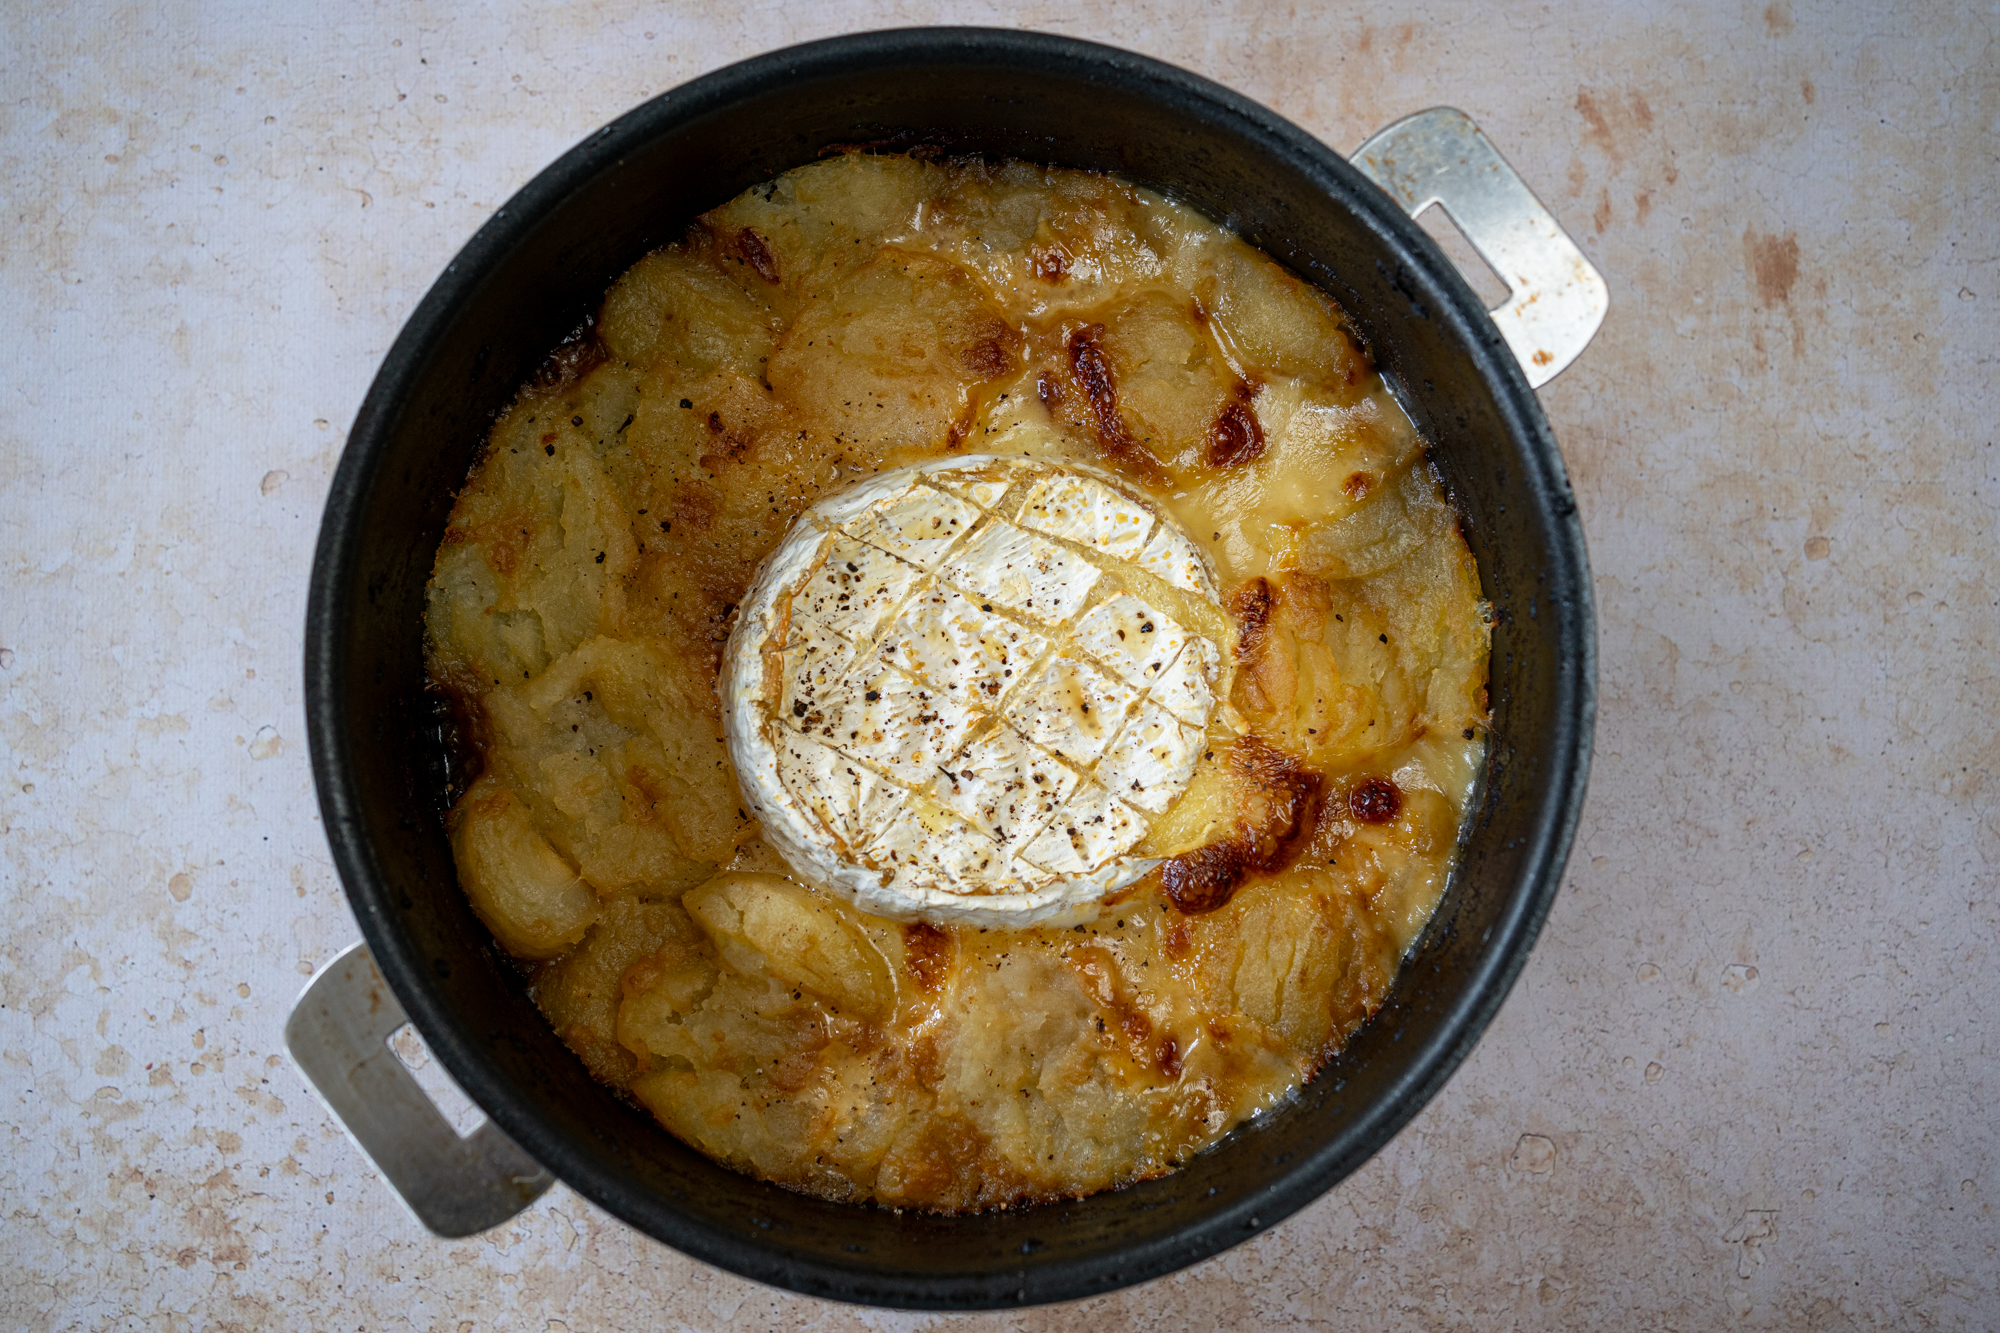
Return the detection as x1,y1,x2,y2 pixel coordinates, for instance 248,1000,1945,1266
284,942,554,1238
1352,108,1609,389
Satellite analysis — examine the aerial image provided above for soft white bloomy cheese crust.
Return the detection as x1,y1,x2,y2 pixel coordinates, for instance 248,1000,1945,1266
724,455,1222,926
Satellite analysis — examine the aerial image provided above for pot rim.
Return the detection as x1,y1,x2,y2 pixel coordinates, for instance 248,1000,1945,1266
306,25,1595,1308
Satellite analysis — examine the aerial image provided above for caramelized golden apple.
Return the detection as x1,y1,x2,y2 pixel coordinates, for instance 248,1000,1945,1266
425,153,1488,1210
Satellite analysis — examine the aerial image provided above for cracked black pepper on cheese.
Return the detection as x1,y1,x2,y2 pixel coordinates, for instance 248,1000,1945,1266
425,153,1490,1210
725,453,1226,927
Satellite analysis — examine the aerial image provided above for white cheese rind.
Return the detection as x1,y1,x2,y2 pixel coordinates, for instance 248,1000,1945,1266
875,583,1050,712
1135,521,1219,599
723,454,1220,927
999,648,1140,769
776,630,856,726
848,485,981,570
1097,707,1203,813
937,521,1100,626
1071,594,1190,690
1014,474,1156,562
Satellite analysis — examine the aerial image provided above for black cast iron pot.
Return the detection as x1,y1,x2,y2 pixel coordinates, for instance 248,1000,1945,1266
301,27,1596,1309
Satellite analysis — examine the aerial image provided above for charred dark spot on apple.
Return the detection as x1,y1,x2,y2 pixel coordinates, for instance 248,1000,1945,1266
736,227,780,283
1205,382,1265,469
1064,323,1165,484
960,335,1015,380
1161,738,1322,915
1230,577,1274,664
1349,776,1403,825
902,922,954,992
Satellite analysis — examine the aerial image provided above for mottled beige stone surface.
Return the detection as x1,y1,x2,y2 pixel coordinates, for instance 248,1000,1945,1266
2,1,1994,1328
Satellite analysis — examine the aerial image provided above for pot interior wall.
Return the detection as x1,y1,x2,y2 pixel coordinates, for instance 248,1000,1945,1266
310,30,1590,1309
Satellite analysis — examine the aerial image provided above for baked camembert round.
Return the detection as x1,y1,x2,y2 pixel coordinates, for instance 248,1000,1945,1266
725,454,1224,926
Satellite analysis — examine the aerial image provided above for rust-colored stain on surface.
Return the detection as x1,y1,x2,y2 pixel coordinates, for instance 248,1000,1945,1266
1744,227,1802,307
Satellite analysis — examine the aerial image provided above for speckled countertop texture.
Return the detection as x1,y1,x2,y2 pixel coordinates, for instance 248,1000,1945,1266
3,1,1994,1328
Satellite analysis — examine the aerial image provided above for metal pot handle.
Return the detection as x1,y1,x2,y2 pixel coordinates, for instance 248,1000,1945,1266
284,942,554,1237
1351,107,1608,388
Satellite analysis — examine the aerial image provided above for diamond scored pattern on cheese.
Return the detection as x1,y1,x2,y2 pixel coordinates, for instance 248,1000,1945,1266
938,522,1100,626
1148,636,1222,726
1099,710,1203,813
772,732,905,852
865,800,1003,891
812,646,978,785
848,484,981,570
794,536,923,643
876,584,1050,711
1135,522,1216,598
726,455,1223,926
935,726,1082,846
1071,595,1190,689
928,472,1011,510
1021,782,1143,876
1014,475,1156,563
1000,648,1139,768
